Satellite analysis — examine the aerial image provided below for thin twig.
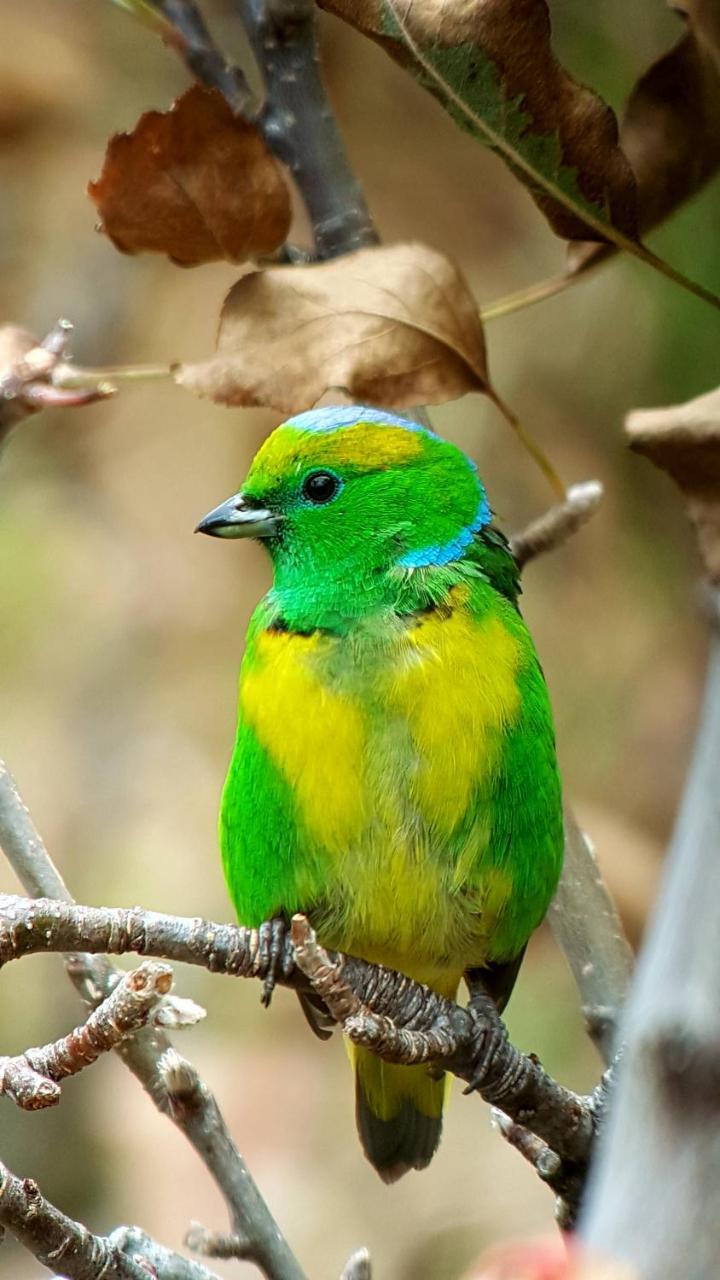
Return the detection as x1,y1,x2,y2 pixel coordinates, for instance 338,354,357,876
152,0,258,116
157,1048,307,1279
0,961,192,1110
0,322,112,445
0,763,307,1280
511,485,634,1065
185,1223,254,1261
0,1161,222,1280
548,811,634,1064
339,1248,372,1280
510,482,604,568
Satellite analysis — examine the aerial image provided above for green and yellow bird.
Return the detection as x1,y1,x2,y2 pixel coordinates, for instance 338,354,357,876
197,405,563,1182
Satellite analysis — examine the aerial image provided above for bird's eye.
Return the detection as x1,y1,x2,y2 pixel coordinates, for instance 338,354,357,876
302,470,341,505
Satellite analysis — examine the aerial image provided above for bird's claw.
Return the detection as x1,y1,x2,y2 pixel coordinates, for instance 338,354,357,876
462,990,509,1095
258,916,291,1008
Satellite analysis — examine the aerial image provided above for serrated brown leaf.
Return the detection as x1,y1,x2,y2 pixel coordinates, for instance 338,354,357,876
570,17,720,272
626,385,720,582
319,0,638,244
176,242,490,411
88,85,291,267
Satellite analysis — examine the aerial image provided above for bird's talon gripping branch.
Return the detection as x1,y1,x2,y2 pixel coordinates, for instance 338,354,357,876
461,990,511,1095
258,915,292,1007
292,914,363,1024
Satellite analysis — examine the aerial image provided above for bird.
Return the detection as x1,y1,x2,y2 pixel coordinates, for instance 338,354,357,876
196,404,564,1183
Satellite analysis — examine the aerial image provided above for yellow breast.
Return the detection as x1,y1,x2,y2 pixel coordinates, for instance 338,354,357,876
240,627,368,852
238,589,524,976
385,591,522,837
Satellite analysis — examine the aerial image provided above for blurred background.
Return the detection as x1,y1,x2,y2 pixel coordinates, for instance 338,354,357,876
0,2,717,1276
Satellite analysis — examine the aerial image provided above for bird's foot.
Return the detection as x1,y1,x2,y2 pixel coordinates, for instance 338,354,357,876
258,915,291,1008
462,989,509,1096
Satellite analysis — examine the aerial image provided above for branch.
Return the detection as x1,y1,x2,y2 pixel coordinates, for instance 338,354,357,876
510,481,604,568
154,1048,306,1280
579,393,720,1273
140,0,377,259
0,322,112,446
0,894,596,1170
0,961,201,1110
0,762,308,1280
290,917,596,1202
547,811,633,1064
509,485,634,1064
0,1160,222,1280
153,0,257,116
581,610,720,1275
339,1249,372,1280
240,0,378,258
490,1112,580,1226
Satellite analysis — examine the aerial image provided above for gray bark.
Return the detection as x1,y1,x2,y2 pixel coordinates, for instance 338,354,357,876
580,613,720,1276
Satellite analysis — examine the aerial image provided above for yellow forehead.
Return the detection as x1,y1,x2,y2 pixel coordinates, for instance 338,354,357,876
250,422,424,486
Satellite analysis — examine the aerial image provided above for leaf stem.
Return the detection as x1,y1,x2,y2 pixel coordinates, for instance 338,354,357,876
491,392,566,499
480,270,584,323
53,362,174,390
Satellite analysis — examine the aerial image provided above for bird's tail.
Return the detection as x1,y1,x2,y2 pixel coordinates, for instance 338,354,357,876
350,1042,446,1182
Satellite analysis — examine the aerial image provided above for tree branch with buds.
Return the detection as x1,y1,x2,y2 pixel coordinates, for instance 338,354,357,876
0,960,204,1110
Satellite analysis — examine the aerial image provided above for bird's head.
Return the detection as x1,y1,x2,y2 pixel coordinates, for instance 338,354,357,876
196,405,494,627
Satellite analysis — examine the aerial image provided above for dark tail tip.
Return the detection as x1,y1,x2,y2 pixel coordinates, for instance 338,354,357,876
356,1088,443,1183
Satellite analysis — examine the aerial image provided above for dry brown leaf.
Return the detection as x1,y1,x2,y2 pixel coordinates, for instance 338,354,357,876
626,385,720,582
570,17,720,272
176,242,490,410
88,85,291,266
319,0,637,244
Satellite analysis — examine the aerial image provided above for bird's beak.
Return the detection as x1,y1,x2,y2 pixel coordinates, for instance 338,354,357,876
195,493,281,539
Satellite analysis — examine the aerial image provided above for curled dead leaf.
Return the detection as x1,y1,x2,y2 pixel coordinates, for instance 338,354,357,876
570,17,720,273
620,33,720,235
176,242,490,411
88,85,291,266
626,385,720,582
319,0,638,244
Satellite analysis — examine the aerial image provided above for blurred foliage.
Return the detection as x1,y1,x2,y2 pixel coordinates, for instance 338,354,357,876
0,1,717,1277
